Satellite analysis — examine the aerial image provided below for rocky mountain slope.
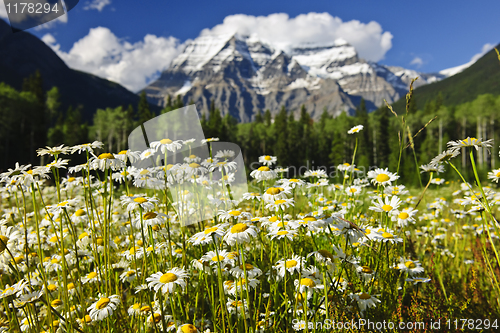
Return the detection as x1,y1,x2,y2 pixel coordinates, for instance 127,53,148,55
144,34,444,121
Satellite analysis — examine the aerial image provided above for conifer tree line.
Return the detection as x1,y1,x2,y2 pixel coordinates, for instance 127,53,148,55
1,70,500,185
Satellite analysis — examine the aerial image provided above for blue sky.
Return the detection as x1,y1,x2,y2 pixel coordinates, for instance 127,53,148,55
2,0,499,91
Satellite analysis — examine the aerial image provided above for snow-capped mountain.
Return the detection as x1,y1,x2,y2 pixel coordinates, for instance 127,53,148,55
144,34,443,122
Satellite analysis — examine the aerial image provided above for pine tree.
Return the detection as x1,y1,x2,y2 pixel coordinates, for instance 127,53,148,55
264,109,271,127
255,109,263,123
138,91,153,124
355,98,372,166
376,106,391,168
274,106,289,166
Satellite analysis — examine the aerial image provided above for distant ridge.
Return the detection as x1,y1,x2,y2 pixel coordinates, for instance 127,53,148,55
0,19,157,121
391,44,500,111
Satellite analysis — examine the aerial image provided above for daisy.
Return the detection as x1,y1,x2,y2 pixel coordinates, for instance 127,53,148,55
81,271,101,284
405,277,431,285
150,138,183,154
397,258,425,276
259,155,277,166
350,292,381,313
345,185,362,196
146,268,189,294
201,137,219,144
391,207,418,227
265,199,294,212
369,195,402,214
420,163,445,174
90,153,125,171
209,160,238,174
242,192,262,201
294,276,323,293
224,223,258,246
226,298,250,318
122,195,158,212
348,125,363,134
201,249,234,267
278,178,305,189
367,168,399,186
114,150,141,163
304,169,327,178
263,187,291,202
488,169,500,183
188,223,228,245
447,137,493,152
430,149,460,165
250,166,277,182
375,229,403,244
177,323,199,333
217,210,252,222
71,141,104,154
430,178,445,185
230,263,263,278
275,255,305,279
36,144,71,157
87,294,121,321
268,229,297,241
215,150,236,160
228,278,259,296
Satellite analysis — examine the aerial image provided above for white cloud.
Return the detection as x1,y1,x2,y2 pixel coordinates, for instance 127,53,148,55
199,13,393,62
42,27,183,91
410,56,424,67
84,0,112,12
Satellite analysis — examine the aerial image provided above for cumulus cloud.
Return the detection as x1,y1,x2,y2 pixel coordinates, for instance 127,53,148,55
84,0,112,12
410,56,424,67
199,13,393,62
42,27,183,91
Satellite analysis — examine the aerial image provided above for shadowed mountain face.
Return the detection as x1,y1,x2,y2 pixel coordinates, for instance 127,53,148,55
0,19,145,122
144,34,444,122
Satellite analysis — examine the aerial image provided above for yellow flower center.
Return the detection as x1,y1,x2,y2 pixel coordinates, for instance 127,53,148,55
211,255,224,261
75,209,86,217
0,235,9,252
496,172,500,178
51,258,59,264
405,261,416,269
181,324,198,333
159,273,177,284
361,266,373,274
47,284,57,292
229,210,241,216
96,237,104,246
95,297,110,309
266,187,282,195
258,166,270,171
98,153,114,160
160,139,173,144
375,174,390,183
264,156,272,161
277,230,289,236
318,249,334,261
204,226,218,234
87,272,98,279
382,232,394,239
300,278,315,287
134,197,148,204
119,150,128,155
150,313,162,323
382,205,393,212
126,270,136,277
49,235,59,243
67,283,75,290
143,212,157,220
230,223,248,233
78,232,88,240
359,292,371,300
285,260,297,268
51,299,63,307
140,305,151,313
398,212,409,219
189,163,200,168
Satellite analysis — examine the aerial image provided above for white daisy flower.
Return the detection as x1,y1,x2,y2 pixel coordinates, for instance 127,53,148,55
250,166,277,182
223,223,258,246
350,292,380,313
146,268,189,294
396,258,425,276
447,137,493,152
258,155,277,166
369,195,402,214
348,125,364,134
87,294,120,321
367,168,399,186
150,138,183,154
265,198,294,212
